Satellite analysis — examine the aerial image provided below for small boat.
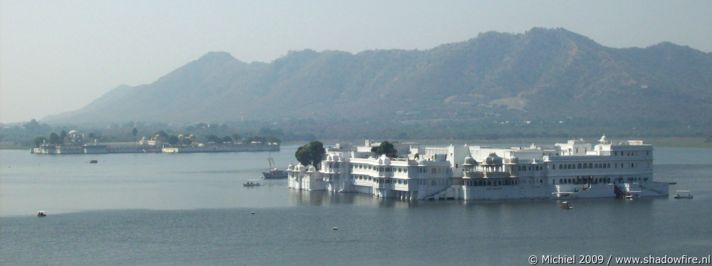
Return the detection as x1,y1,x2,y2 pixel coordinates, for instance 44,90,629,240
262,157,287,179
625,194,635,200
559,201,573,209
673,190,693,199
89,160,98,164
37,210,47,217
243,181,261,187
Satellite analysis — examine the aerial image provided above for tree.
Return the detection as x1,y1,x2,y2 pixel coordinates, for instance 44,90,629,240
25,119,41,131
231,134,241,143
243,136,265,144
132,127,138,138
33,136,47,147
206,135,222,144
266,136,281,144
59,130,67,144
153,130,168,139
294,141,325,169
48,132,60,145
167,135,180,145
371,141,397,158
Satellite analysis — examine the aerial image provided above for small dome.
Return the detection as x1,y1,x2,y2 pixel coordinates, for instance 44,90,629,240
306,165,317,173
295,164,305,172
485,153,503,165
463,156,477,166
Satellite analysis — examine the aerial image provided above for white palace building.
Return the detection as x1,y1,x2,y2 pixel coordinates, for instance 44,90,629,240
287,137,670,200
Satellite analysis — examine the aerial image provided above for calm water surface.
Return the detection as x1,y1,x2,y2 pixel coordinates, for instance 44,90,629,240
1,145,711,265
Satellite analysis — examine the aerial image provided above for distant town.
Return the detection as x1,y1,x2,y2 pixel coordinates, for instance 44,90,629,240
30,128,279,155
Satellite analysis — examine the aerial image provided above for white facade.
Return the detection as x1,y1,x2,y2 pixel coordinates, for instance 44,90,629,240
287,138,669,200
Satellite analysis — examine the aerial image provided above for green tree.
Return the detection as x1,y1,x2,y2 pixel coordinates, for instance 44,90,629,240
231,133,241,143
266,136,281,144
243,136,266,144
48,132,60,144
294,141,325,169
167,135,180,145
33,136,47,147
153,130,168,139
206,135,222,144
132,127,138,139
25,119,41,131
59,130,67,144
371,141,397,158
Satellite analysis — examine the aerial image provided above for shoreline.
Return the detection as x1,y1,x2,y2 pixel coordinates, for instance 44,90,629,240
3,137,712,150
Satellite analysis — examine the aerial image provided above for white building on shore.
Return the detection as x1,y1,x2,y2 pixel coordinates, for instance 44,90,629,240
287,137,669,200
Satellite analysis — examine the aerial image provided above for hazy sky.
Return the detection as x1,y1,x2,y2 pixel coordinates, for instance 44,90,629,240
1,0,710,123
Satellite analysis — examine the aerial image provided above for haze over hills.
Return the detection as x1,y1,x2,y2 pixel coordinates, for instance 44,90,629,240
47,28,712,128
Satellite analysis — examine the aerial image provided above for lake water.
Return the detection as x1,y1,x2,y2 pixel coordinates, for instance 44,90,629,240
1,145,711,265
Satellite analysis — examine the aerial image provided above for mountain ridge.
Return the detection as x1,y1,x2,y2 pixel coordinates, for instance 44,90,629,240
46,27,712,126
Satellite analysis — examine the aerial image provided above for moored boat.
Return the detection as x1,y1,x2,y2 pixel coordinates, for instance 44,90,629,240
673,190,693,199
262,157,287,179
559,201,573,209
243,181,261,187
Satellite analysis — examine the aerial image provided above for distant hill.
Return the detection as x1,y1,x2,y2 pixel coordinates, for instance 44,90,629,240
47,28,712,128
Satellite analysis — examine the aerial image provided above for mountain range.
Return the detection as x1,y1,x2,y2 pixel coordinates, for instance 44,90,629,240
47,27,712,128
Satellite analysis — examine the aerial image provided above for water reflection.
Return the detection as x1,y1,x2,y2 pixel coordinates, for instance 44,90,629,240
288,190,420,208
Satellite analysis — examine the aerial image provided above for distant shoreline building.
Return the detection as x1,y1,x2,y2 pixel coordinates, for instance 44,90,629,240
287,137,669,200
31,129,279,155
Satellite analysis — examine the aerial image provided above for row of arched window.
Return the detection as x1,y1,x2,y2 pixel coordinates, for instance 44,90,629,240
464,179,519,187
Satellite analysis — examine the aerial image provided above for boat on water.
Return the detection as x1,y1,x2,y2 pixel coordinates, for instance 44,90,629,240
243,180,261,187
89,160,98,164
37,210,47,217
262,157,287,179
559,201,573,209
673,190,693,199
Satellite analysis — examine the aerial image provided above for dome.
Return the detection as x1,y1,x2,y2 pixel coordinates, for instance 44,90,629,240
463,156,477,166
287,164,294,171
306,165,317,173
485,153,503,165
295,164,305,172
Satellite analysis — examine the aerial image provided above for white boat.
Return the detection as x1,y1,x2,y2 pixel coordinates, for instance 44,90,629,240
673,190,693,199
